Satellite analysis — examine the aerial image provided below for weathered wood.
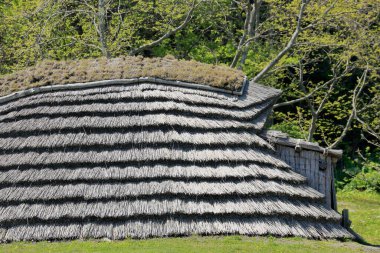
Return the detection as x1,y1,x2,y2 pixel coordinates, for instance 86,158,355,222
325,156,332,208
331,160,338,211
342,209,351,228
301,151,307,181
310,151,316,189
261,130,343,158
319,158,326,203
264,131,342,209
294,148,300,174
303,151,309,185
289,147,296,172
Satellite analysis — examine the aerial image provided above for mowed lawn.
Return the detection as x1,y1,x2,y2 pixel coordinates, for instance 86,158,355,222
337,191,380,245
1,191,379,253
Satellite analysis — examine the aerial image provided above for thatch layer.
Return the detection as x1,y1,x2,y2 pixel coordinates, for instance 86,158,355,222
0,56,246,97
0,148,289,169
0,79,351,241
0,99,274,122
0,83,279,113
0,114,261,136
0,197,341,223
1,218,350,242
0,180,323,203
0,164,306,185
0,131,273,151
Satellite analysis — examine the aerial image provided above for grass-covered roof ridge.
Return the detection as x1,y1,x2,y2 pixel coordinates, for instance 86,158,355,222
0,56,246,97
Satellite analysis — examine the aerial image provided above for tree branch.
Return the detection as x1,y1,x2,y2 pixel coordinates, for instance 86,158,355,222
240,0,262,67
252,0,309,82
295,62,318,142
328,66,369,149
129,0,199,56
274,61,349,109
315,60,344,114
274,76,337,109
97,0,110,58
230,1,253,68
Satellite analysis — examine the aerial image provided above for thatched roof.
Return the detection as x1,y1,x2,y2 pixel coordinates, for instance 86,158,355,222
0,69,352,241
0,56,245,97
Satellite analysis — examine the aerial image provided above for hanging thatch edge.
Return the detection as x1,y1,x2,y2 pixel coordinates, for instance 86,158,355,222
0,76,249,105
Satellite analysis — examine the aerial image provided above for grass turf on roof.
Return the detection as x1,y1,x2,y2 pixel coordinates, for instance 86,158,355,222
0,56,246,97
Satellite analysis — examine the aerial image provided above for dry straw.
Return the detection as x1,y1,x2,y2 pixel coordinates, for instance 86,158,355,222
0,71,351,241
0,56,246,97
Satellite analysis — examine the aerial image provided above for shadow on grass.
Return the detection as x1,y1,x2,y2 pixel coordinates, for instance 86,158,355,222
349,228,380,248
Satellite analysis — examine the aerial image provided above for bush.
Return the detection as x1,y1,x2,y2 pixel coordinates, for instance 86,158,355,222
336,147,380,192
343,170,380,192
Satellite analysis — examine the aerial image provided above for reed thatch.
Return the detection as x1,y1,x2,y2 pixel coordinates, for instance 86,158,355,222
0,164,306,184
0,75,352,242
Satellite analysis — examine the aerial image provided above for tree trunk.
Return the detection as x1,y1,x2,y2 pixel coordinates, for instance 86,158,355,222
252,0,308,82
98,0,110,58
240,0,261,67
230,1,252,68
307,113,318,142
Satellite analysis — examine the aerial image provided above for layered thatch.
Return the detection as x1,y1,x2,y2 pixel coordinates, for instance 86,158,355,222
0,56,245,97
0,76,352,241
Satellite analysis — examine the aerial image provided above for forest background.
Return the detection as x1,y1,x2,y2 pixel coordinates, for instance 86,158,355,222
0,0,379,192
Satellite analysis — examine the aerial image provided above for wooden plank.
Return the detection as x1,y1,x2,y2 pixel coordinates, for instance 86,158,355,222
294,148,300,174
325,156,332,208
313,151,319,191
331,158,338,210
309,151,316,189
288,147,296,171
305,151,311,187
318,154,325,196
260,130,343,158
316,153,320,190
272,140,339,210
301,151,306,179
278,145,286,162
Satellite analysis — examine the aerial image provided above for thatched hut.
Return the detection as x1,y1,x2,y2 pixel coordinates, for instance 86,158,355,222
0,57,352,242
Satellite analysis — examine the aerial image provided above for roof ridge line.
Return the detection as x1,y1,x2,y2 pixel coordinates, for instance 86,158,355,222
0,76,249,105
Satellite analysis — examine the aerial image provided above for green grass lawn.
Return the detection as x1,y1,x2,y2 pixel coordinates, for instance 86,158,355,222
337,191,380,246
1,236,379,253
1,191,379,253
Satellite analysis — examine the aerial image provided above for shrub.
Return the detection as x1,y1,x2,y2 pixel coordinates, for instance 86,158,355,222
336,148,380,192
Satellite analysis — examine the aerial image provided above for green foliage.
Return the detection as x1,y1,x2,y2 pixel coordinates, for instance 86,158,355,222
344,170,380,192
336,147,380,192
270,119,307,140
0,0,379,190
242,42,282,78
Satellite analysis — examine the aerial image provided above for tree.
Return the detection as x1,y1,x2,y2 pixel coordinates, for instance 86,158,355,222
232,0,379,150
0,0,378,155
128,0,201,56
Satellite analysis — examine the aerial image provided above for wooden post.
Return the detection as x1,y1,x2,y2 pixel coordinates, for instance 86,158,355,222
342,209,351,228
